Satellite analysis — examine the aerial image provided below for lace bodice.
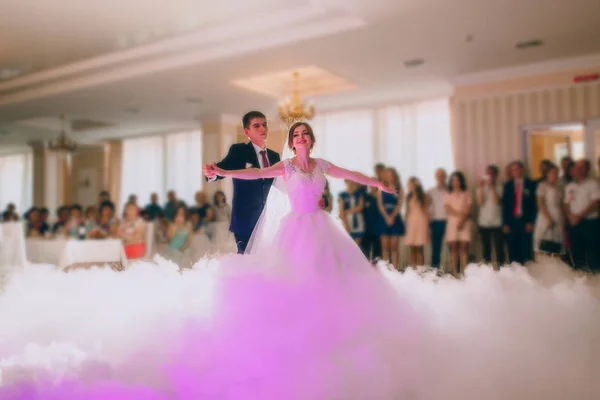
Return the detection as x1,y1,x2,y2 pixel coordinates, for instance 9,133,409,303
283,158,330,213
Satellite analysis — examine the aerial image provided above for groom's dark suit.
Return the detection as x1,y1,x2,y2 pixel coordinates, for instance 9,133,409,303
212,142,280,253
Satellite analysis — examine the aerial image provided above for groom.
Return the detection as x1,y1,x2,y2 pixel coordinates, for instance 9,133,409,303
203,111,280,254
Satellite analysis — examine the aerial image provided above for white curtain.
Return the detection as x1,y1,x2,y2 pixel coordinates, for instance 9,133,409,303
0,152,33,216
378,98,454,190
120,135,165,210
165,131,203,205
311,110,375,214
120,130,203,209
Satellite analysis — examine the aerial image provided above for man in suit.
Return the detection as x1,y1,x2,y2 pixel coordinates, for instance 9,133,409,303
203,111,280,254
502,161,537,264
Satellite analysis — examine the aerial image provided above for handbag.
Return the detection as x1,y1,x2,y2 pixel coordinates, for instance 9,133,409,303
538,227,562,255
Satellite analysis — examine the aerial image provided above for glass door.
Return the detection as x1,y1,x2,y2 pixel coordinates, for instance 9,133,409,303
586,118,600,174
523,123,584,179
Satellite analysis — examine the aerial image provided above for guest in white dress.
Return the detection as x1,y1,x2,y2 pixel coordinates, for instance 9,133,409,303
533,164,565,256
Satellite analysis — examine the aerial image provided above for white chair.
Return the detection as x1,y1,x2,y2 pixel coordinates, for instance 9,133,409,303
0,222,27,270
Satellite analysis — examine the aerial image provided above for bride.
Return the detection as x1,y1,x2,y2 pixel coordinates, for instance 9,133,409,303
195,121,422,398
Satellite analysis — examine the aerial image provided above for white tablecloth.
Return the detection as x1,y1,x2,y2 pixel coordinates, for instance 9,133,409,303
58,239,127,270
26,238,67,265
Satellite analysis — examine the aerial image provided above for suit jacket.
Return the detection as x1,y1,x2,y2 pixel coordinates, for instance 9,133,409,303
501,178,537,226
212,142,280,236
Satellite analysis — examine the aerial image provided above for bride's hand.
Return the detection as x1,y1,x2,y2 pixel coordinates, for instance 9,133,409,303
207,163,226,177
378,182,396,194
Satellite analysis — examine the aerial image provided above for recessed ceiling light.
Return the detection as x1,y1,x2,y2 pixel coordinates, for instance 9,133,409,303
0,68,23,80
185,96,203,104
123,108,140,115
515,39,544,50
403,58,425,68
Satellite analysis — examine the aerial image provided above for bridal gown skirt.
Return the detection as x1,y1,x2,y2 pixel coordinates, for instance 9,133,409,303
0,210,423,399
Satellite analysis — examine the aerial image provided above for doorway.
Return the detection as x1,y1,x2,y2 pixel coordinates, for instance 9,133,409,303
523,122,586,179
588,118,600,174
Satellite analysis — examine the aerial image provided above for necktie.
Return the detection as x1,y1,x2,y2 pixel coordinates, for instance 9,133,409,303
513,181,521,217
259,150,269,168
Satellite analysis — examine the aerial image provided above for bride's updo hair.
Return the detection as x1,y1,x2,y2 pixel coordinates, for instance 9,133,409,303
287,122,316,154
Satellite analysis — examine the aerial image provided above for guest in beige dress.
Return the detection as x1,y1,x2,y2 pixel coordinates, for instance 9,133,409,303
444,171,472,276
404,177,429,266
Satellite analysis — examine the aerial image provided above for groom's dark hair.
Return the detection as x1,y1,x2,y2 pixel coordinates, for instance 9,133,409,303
242,111,266,129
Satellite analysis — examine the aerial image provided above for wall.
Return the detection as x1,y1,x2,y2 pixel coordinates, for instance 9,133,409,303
66,144,106,207
451,69,600,181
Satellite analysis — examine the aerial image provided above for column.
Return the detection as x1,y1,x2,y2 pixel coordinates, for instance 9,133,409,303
105,140,122,208
29,141,65,215
30,141,47,207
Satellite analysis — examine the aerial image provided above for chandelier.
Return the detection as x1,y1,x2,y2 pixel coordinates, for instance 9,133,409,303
48,115,78,153
278,71,315,127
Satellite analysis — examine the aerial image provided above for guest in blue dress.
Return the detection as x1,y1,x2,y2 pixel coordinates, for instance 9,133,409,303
167,205,192,267
376,168,405,269
338,180,365,245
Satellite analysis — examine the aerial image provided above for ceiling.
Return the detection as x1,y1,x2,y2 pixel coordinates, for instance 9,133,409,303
1,0,600,145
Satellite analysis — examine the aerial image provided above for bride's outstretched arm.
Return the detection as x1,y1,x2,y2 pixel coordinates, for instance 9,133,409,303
327,163,396,194
207,161,285,180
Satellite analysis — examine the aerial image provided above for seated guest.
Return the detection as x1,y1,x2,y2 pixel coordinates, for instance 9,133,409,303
167,205,192,266
65,204,86,239
190,210,203,233
25,207,50,237
153,211,170,255
193,191,214,224
52,206,69,236
2,203,20,222
89,201,117,239
164,191,181,221
40,207,50,227
144,193,163,221
117,202,146,260
83,206,98,237
140,209,150,221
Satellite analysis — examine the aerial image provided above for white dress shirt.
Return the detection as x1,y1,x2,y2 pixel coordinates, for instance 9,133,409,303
564,177,600,219
427,186,447,221
252,143,269,168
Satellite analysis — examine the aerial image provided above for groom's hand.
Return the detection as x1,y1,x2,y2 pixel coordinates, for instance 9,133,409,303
203,163,216,179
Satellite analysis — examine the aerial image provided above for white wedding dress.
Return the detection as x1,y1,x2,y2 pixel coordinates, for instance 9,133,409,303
0,158,598,399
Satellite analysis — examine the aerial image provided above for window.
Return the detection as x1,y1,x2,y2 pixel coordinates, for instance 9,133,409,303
311,110,375,214
120,135,165,209
378,98,454,190
120,130,203,208
165,131,203,205
0,151,33,217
